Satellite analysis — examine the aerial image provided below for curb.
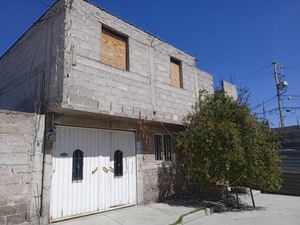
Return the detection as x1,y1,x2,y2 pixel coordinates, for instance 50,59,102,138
181,208,213,225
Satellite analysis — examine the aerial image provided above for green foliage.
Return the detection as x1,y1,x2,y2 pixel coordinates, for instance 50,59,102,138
177,90,282,192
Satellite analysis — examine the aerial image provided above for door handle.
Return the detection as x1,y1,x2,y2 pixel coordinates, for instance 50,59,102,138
92,167,98,174
103,167,109,173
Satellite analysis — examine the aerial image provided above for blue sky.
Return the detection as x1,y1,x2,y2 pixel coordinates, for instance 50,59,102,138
1,0,299,127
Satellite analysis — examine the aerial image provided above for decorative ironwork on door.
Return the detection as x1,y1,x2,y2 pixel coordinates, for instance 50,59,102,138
72,149,83,181
114,150,123,177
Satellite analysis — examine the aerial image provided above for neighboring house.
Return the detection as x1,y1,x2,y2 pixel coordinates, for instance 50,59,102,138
274,126,300,196
0,0,236,224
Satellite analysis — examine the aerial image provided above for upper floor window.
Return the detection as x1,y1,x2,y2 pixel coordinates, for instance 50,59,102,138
170,57,183,88
101,26,129,70
114,150,123,177
154,134,175,161
72,149,83,181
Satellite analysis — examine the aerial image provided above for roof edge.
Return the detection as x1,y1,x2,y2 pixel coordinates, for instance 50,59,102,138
1,0,198,63
81,0,196,60
0,0,61,61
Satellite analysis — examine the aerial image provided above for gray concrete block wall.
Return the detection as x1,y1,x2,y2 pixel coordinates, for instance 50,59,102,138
60,0,214,124
0,0,214,120
0,110,45,225
0,1,65,113
222,80,238,100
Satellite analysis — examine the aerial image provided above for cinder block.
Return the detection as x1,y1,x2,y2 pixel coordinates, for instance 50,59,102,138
0,216,6,225
15,204,28,214
0,206,17,217
0,187,7,206
0,154,28,165
6,214,26,225
7,184,30,204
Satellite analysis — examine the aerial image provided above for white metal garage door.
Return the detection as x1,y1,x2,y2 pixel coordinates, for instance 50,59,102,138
50,126,137,221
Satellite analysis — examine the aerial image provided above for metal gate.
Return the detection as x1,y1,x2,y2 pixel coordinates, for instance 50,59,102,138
50,126,137,221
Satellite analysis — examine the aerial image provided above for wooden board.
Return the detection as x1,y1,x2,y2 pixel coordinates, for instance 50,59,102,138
170,59,182,88
101,30,127,70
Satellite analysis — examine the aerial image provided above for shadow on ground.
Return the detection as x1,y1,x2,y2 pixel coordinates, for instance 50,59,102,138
157,162,266,215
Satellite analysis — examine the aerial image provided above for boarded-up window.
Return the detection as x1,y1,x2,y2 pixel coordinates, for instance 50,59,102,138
170,57,183,88
101,27,128,70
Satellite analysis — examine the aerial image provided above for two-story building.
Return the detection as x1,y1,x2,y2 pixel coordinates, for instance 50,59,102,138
0,0,236,223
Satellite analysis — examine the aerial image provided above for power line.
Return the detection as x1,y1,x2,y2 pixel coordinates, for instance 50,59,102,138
237,64,273,84
238,70,272,85
283,94,300,97
283,94,300,101
256,107,300,115
34,0,51,8
284,65,300,70
251,95,277,111
0,0,69,98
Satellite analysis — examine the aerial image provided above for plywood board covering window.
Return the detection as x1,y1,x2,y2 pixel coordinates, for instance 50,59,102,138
170,58,182,88
101,28,128,70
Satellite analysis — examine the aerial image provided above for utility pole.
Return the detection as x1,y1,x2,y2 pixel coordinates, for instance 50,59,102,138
273,61,287,127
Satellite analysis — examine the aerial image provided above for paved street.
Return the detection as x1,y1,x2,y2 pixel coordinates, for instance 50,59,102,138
188,194,300,225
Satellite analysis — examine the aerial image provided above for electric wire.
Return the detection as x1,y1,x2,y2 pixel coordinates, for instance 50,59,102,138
237,64,273,84
34,0,51,8
0,0,68,98
251,95,277,111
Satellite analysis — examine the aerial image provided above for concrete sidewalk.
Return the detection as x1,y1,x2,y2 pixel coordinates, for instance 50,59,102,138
188,194,300,225
55,193,300,225
54,203,201,225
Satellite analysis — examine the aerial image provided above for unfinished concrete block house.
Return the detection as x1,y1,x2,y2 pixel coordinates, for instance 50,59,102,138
0,0,235,224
